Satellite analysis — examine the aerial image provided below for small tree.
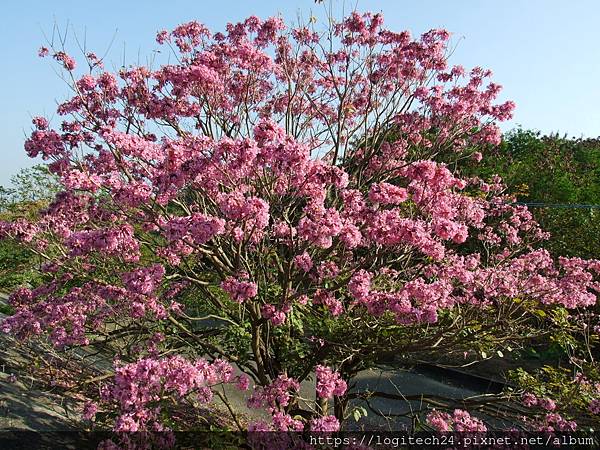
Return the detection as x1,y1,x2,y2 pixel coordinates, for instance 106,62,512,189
1,11,599,441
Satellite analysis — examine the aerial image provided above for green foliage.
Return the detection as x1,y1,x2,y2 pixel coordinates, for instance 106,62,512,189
0,240,42,292
0,165,60,210
0,165,60,291
508,364,599,428
474,128,600,258
0,302,14,315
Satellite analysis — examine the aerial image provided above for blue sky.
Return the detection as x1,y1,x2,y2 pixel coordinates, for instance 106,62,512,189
2,0,599,185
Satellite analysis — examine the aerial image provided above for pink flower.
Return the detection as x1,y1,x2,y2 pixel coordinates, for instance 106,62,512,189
522,393,538,407
536,413,577,432
114,414,139,432
53,51,76,70
102,355,236,432
32,116,48,130
261,304,287,326
426,409,486,432
426,410,452,432
452,409,487,432
247,374,300,412
221,273,258,303
156,30,170,44
313,290,344,316
272,412,304,431
538,397,556,411
348,270,372,301
316,365,347,398
310,415,340,432
82,401,98,421
297,208,343,249
317,261,339,280
339,222,362,248
236,374,250,391
122,264,165,295
368,182,408,205
217,191,270,242
294,252,313,272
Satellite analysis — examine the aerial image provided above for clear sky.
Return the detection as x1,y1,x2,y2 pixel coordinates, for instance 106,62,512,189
2,0,600,185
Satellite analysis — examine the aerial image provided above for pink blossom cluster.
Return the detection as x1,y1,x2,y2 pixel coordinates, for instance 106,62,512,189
217,190,270,242
0,281,176,348
368,182,408,205
367,212,446,260
294,252,313,272
247,374,300,413
520,393,578,432
270,411,304,431
313,290,344,316
315,365,347,398
82,401,99,421
297,207,343,249
24,128,65,159
0,283,103,347
248,413,305,435
521,393,556,411
348,270,372,301
309,415,341,432
532,413,577,432
316,261,340,281
162,213,225,248
111,180,153,207
66,224,140,262
53,51,76,70
0,218,40,243
221,273,258,303
347,277,450,325
100,355,235,432
101,128,163,161
261,303,289,326
121,264,165,295
426,409,487,432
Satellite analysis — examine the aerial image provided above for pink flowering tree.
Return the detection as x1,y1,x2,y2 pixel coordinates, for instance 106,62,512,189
2,11,600,436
